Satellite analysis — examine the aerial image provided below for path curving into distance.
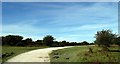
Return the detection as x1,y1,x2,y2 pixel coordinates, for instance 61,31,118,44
7,46,73,62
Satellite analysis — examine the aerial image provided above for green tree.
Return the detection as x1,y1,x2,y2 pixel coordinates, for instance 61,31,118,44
16,38,33,46
113,36,120,46
43,35,55,46
2,35,23,46
51,41,59,47
95,29,117,47
35,40,43,45
24,38,33,46
81,41,89,45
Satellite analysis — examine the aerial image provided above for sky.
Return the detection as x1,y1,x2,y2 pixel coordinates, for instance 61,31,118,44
2,0,120,2
2,2,118,42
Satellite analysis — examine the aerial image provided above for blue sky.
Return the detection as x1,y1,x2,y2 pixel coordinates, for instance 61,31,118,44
2,2,118,42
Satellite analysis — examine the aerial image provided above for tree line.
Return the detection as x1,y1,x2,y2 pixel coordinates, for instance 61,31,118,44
1,29,120,47
1,35,92,47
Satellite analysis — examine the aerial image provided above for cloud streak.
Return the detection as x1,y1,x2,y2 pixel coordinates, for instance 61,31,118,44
2,2,118,42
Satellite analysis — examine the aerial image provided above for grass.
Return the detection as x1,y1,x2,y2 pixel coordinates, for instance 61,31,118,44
1,46,49,62
0,46,2,63
50,45,120,62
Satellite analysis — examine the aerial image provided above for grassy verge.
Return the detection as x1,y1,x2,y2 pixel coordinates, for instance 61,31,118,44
0,46,2,63
1,46,49,62
50,45,120,62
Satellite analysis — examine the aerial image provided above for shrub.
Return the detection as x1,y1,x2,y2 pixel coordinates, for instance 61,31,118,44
88,48,93,53
102,46,109,51
52,55,59,58
65,57,69,59
95,29,117,47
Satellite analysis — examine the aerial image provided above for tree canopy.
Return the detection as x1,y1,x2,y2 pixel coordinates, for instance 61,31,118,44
95,29,117,47
2,29,119,47
43,35,55,46
2,35,23,46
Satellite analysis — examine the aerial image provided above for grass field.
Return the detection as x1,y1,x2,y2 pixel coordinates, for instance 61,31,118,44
50,45,120,62
1,46,49,62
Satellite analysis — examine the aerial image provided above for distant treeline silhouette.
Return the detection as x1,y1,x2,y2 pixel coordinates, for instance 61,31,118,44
1,29,120,47
1,35,93,47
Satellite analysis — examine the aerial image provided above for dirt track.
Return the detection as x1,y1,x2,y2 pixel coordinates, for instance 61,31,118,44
7,46,72,62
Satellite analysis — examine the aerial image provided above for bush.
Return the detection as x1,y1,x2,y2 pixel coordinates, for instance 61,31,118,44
88,48,93,53
102,46,109,51
95,29,117,47
52,55,59,58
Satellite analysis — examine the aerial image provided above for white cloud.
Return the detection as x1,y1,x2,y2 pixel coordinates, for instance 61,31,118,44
2,2,118,42
2,21,51,35
59,23,117,32
50,2,117,27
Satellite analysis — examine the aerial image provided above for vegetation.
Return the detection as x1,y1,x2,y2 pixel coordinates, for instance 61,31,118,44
95,29,117,47
1,35,91,47
1,29,120,62
50,45,120,62
43,35,55,46
113,36,120,46
94,29,120,52
1,46,49,62
2,35,23,46
49,29,120,62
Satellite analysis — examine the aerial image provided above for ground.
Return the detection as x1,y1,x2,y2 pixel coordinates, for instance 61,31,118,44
1,46,49,62
2,46,72,62
50,45,120,62
1,45,119,63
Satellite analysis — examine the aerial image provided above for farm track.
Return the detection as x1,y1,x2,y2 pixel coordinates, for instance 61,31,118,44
7,46,73,62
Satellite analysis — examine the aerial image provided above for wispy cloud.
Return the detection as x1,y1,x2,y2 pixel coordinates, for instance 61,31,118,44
2,2,118,42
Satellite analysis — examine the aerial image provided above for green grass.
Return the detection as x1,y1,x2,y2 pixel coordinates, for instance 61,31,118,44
1,46,49,62
50,45,120,62
0,46,2,63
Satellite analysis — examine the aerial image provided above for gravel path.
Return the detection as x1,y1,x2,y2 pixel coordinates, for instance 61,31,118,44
7,46,72,62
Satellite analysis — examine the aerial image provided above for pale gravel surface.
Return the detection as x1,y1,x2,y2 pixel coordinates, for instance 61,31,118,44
7,46,73,62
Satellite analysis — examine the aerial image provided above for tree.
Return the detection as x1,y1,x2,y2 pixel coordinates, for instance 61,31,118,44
51,41,59,47
16,38,33,46
16,41,25,46
24,38,33,46
2,36,7,45
69,42,78,46
43,35,55,46
81,41,89,45
113,36,120,46
35,40,43,45
2,35,23,46
60,40,67,46
89,42,94,45
95,29,117,47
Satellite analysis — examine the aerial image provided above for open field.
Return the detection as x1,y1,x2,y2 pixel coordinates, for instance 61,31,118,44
1,46,49,62
1,45,120,63
50,45,120,62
